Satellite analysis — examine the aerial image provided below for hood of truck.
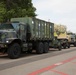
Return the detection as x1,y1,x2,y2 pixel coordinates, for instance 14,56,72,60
0,30,17,43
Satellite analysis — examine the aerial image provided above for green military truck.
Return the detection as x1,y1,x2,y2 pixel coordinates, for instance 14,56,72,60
67,33,76,47
58,38,70,49
0,17,61,59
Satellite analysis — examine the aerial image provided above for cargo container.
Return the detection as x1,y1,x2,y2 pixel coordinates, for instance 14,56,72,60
0,17,61,59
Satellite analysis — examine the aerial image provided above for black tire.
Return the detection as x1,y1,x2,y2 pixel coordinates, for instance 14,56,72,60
74,42,76,47
36,42,43,54
67,43,70,48
7,43,21,59
27,49,32,53
63,44,66,49
43,42,49,53
58,45,62,51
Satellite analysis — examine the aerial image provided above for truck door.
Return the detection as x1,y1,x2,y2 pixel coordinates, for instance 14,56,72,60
19,24,26,41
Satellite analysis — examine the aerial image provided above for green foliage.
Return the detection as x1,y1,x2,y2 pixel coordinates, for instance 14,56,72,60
0,0,36,22
0,2,6,22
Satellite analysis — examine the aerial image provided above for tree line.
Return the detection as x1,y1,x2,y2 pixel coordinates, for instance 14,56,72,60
0,0,36,22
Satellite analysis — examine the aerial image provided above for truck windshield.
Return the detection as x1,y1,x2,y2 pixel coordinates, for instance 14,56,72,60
12,23,19,31
0,23,14,29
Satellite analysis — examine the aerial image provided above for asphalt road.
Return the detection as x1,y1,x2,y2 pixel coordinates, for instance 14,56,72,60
0,47,76,75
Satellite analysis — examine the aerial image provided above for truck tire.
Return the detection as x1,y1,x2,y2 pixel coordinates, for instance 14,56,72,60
67,43,70,48
43,42,49,53
58,45,62,51
36,42,43,54
7,43,21,59
74,42,76,47
63,44,66,49
27,49,32,53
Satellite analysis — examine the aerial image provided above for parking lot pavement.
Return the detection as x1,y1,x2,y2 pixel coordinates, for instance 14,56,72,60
28,55,76,75
0,48,76,75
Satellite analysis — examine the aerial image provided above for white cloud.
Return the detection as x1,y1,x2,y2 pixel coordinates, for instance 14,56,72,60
32,0,76,33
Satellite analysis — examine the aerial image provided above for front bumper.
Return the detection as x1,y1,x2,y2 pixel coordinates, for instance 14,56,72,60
0,43,8,49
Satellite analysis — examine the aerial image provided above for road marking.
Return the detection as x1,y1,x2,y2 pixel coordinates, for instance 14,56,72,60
51,70,68,75
54,63,63,66
28,65,56,75
28,56,76,75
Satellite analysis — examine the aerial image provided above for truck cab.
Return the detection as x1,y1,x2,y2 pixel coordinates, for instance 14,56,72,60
0,22,32,59
50,36,62,50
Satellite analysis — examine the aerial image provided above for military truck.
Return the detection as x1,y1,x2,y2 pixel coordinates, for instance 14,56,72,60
0,17,61,59
58,38,70,49
67,33,76,47
54,24,70,49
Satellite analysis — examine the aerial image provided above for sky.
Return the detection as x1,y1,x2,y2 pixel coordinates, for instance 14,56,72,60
32,0,76,33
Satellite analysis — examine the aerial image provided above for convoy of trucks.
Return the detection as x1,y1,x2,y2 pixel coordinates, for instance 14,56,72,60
0,17,62,59
0,17,76,59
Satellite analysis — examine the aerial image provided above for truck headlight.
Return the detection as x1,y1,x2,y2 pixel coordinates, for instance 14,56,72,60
6,40,9,43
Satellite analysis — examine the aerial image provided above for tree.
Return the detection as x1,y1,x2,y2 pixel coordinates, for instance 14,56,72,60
0,2,6,22
0,0,36,22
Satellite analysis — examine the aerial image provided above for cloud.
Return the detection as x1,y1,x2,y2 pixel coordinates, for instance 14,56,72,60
32,0,76,32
